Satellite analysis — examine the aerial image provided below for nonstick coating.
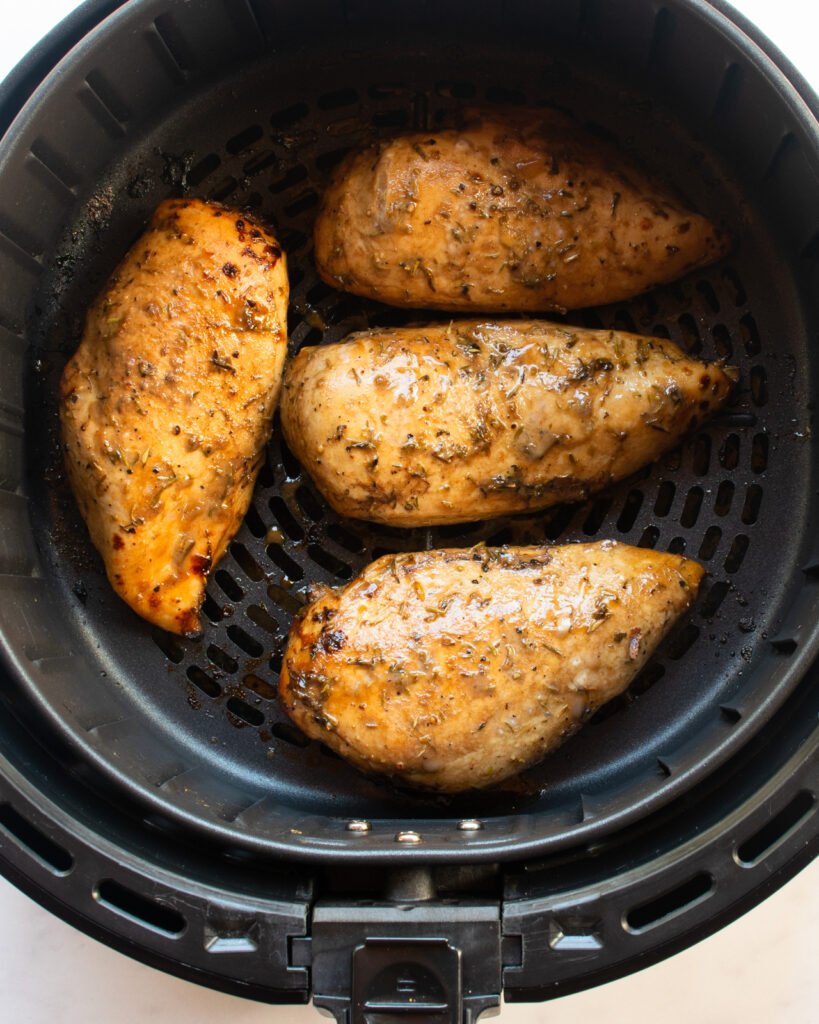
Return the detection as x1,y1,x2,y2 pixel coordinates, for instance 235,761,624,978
3,0,819,861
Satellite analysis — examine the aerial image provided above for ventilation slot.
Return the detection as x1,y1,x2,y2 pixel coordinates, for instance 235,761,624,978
152,631,186,664
269,495,305,541
187,153,220,187
244,672,278,701
698,526,722,561
226,124,263,154
680,486,704,528
677,313,702,354
543,505,575,541
317,88,358,110
665,624,699,660
724,535,749,574
227,625,264,658
750,366,768,407
267,544,304,580
202,593,224,624
616,490,643,533
207,645,238,675
153,14,196,72
187,665,221,699
770,637,798,655
246,604,281,636
700,580,729,619
0,805,73,874
638,525,659,548
711,323,732,359
723,267,747,306
697,280,720,313
230,542,265,582
714,480,735,516
751,433,769,473
654,481,675,517
214,570,243,603
741,485,763,525
719,435,739,470
308,544,353,580
226,697,265,727
736,791,815,867
624,872,713,933
272,721,310,747
270,103,308,129
95,879,185,937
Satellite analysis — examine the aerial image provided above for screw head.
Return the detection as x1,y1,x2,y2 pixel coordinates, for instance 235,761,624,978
395,830,422,845
346,819,371,832
457,819,484,831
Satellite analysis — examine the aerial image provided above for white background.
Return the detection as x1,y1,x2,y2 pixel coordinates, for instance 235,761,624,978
1,1,817,1022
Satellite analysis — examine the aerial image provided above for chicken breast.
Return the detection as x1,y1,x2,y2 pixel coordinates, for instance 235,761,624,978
280,541,704,792
281,320,735,526
60,198,288,635
314,110,728,312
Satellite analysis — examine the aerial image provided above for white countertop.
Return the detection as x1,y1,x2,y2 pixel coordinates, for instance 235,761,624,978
1,1,817,1021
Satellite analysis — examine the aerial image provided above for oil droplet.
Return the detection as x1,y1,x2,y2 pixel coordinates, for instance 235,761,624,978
266,526,285,545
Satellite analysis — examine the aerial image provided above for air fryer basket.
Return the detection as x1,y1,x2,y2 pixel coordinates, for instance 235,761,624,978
0,0,817,1016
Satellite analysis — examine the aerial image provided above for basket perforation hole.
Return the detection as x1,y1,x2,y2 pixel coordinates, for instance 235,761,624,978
279,228,308,253
616,489,644,533
711,323,732,359
436,80,476,98
295,486,324,522
485,86,526,104
269,165,308,194
654,481,675,517
267,545,304,581
367,82,407,98
371,109,410,129
270,103,308,129
650,323,671,339
487,526,514,546
638,525,659,548
583,496,612,535
244,672,278,701
246,604,282,637
700,580,730,618
306,280,337,306
214,569,243,603
226,697,265,727
0,805,73,874
267,582,305,617
269,495,304,541
272,721,311,747
698,525,722,560
95,879,185,937
230,542,265,582
226,124,263,155
665,623,700,660
739,313,761,355
624,873,713,933
719,434,740,470
714,480,735,516
315,147,353,174
680,486,704,529
243,150,278,177
243,504,267,539
283,190,319,218
326,523,365,553
612,310,638,333
209,177,239,203
770,637,798,655
629,661,665,698
751,433,769,473
308,544,353,580
723,267,747,306
741,484,763,525
661,447,682,471
543,504,575,541
750,366,768,406
153,13,196,72
668,537,686,555
691,435,711,475
736,791,815,867
269,647,284,675
724,535,750,574
317,88,359,110
152,631,186,664
187,153,220,187
696,280,720,313
226,625,264,658
201,593,224,624
720,705,742,724
207,644,238,675
187,665,221,698
677,313,702,355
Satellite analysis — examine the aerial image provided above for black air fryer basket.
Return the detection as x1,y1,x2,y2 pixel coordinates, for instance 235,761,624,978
0,0,817,1017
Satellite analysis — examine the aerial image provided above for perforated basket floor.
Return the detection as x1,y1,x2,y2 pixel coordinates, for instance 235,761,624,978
7,8,817,859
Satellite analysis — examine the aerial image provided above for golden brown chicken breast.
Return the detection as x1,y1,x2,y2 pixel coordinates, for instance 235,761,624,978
314,110,728,312
60,198,288,635
281,320,735,526
280,542,704,792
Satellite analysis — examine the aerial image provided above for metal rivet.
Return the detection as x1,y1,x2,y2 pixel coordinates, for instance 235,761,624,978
395,830,422,845
457,819,484,831
346,819,371,832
